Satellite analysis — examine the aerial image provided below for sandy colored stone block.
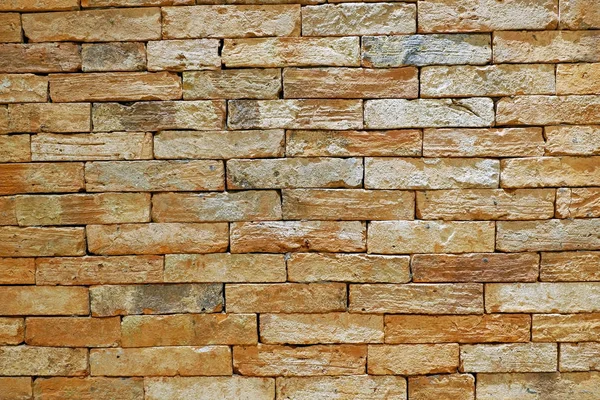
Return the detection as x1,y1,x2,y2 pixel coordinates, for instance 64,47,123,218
0,0,77,10
533,314,600,342
155,129,284,159
0,227,85,257
0,13,20,42
541,252,600,281
368,344,459,375
0,346,87,376
91,284,223,316
0,318,23,345
0,377,31,400
82,0,193,6
0,105,6,133
287,253,410,283
557,63,600,95
0,286,88,315
234,344,366,376
560,0,600,29
90,346,232,376
501,157,600,187
0,258,34,284
386,314,530,344
26,317,120,347
122,314,257,347
0,135,30,163
147,39,220,71
22,8,161,42
349,283,483,314
460,343,557,373
87,223,228,255
92,100,225,131
34,377,143,400
9,103,90,133
184,69,281,100
165,253,286,283
0,163,83,195
545,125,600,156
260,313,383,344
277,376,406,400
0,43,80,73
416,189,554,220
409,374,474,400
286,129,422,157
561,343,600,371
37,255,163,285
557,188,600,218
223,37,360,67
145,377,274,400
362,34,491,67
82,42,146,72
0,197,16,225
0,74,47,103
85,160,224,192
412,253,539,283
152,191,281,222
227,158,362,189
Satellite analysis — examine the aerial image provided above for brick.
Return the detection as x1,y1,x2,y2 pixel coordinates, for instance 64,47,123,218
0,318,23,344
184,69,281,100
423,128,545,157
486,283,600,313
147,39,220,71
416,189,554,220
121,314,257,347
145,377,274,400
0,286,88,315
90,346,232,376
557,63,600,95
541,252,600,281
85,160,224,192
33,377,144,400
223,37,360,67
460,343,557,373
278,377,406,399
286,129,422,157
0,105,6,133
494,31,600,63
26,317,120,347
362,34,491,67
533,314,600,342
412,253,539,283
226,283,346,313
561,343,600,371
164,253,286,283
8,103,90,133
409,374,474,400
90,284,223,316
385,314,530,344
49,72,181,102
560,0,600,29
230,221,365,253
0,197,16,225
82,0,193,6
0,135,30,162
15,193,150,226
501,157,600,187
36,255,163,285
0,0,77,10
556,188,600,218
82,42,146,72
283,67,418,99
0,377,31,399
234,344,366,376
227,158,362,189
92,100,225,131
364,98,494,128
0,227,85,257
499,95,600,126
418,0,557,32
0,258,34,284
154,129,284,159
368,221,495,254
0,43,80,73
287,253,410,283
0,74,47,103
545,125,600,156
349,283,483,314
260,313,383,344
0,346,87,376
228,99,363,130
0,13,20,42
282,189,414,220
421,64,555,97
368,344,459,375
22,8,161,42
497,219,600,252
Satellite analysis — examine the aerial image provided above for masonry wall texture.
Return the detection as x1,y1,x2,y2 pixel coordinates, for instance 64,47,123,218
0,0,599,398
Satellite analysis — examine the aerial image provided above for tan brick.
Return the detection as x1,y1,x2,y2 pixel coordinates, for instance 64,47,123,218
557,63,600,95
486,282,600,313
409,374,474,400
499,95,600,125
122,314,256,347
0,0,77,11
349,283,483,314
0,377,31,400
287,253,410,283
82,0,193,6
90,346,232,376
34,377,144,400
541,252,600,281
22,8,161,42
501,157,600,187
556,188,600,218
0,13,20,42
0,43,80,73
0,258,34,284
0,197,16,225
0,286,88,315
85,160,224,192
0,135,30,163
154,129,284,159
545,125,600,156
561,343,600,371
0,74,47,103
82,42,146,72
0,227,85,257
88,223,228,255
0,318,23,345
147,39,220,71
460,343,557,373
494,31,600,63
9,103,90,133
26,317,120,347
230,221,365,253
92,100,225,131
277,376,406,400
145,377,274,400
423,128,545,157
0,106,6,133
0,346,87,376
368,344,458,375
385,314,530,344
416,189,555,220
165,253,286,283
286,129,422,157
91,284,222,316
533,314,600,342
560,0,600,29
223,37,360,67
183,69,281,100
412,253,539,283
234,344,366,376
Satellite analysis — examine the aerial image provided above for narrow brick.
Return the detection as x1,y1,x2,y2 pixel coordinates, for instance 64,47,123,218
26,317,120,347
0,286,88,315
33,377,144,400
501,157,600,187
562,343,600,372
0,197,16,225
498,95,600,125
9,103,90,133
0,258,34,284
557,63,600,95
0,0,77,11
560,0,600,29
409,374,475,400
81,0,193,6
147,39,220,71
368,344,459,375
82,42,146,72
183,69,281,100
0,43,80,73
0,105,6,133
541,252,600,281
461,343,557,373
533,314,600,342
0,135,30,163
0,377,31,399
277,376,406,400
0,346,87,376
0,227,85,257
0,318,23,345
0,74,47,103
556,188,600,218
145,377,274,400
545,125,600,156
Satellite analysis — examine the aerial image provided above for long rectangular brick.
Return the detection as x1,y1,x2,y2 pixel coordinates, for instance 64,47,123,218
409,374,474,400
147,39,220,71
145,377,274,400
497,96,600,125
460,343,557,373
82,42,146,72
533,314,600,342
81,0,193,6
544,125,600,156
8,103,90,133
277,376,406,400
560,0,600,29
556,188,600,218
0,74,47,103
0,258,34,284
33,377,144,400
0,136,30,163
0,346,87,376
368,344,459,375
541,252,600,281
25,317,120,347
501,157,600,187
0,286,88,315
0,0,77,11
0,43,80,73
0,227,85,257
183,69,281,100
0,318,24,345
561,343,600,371
557,63,600,95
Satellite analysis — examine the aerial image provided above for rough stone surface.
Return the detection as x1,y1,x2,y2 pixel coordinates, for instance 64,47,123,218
460,343,558,373
0,227,85,257
556,188,600,218
368,344,459,375
0,377,31,399
561,343,600,372
408,374,475,400
557,63,600,95
560,0,600,29
0,287,88,315
0,346,87,376
0,135,30,163
82,42,146,72
501,157,600,187
183,69,281,99
544,125,600,156
33,377,144,400
0,258,34,284
0,163,84,195
533,314,600,342
276,376,407,400
0,318,24,345
0,43,81,73
498,96,600,126
541,252,600,281
26,317,120,347
0,74,47,103
147,39,220,71
8,103,90,133
145,377,274,400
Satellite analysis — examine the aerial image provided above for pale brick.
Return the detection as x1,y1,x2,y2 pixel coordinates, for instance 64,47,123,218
0,227,85,257
147,39,220,71
82,0,193,6
0,258,34,284
557,63,600,95
0,0,77,10
556,188,600,218
183,69,281,100
277,376,406,400
0,318,23,345
0,377,31,400
26,317,120,347
501,157,600,187
0,43,80,73
368,344,459,375
533,314,600,342
0,346,87,376
545,125,600,155
0,74,47,103
0,286,88,315
560,0,600,29
460,343,557,373
0,197,16,225
562,343,600,372
145,377,274,400
541,252,600,281
499,95,600,125
8,103,90,133
409,374,474,400
34,377,144,400
0,135,30,162
82,42,146,72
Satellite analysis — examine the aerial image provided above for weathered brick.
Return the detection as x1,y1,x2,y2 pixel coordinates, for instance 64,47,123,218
561,343,600,371
501,157,600,187
183,69,281,100
81,0,193,6
33,377,144,400
82,42,146,72
0,106,6,133
0,43,80,73
501,95,600,125
147,39,220,71
26,317,120,347
368,344,459,375
409,374,475,400
533,314,600,342
0,135,30,163
557,63,600,95
22,8,161,42
0,13,20,42
277,376,406,400
0,286,88,315
349,283,483,314
90,284,223,316
556,188,600,218
0,377,31,399
460,343,557,373
0,346,87,376
8,103,90,133
0,227,85,257
560,0,600,29
0,197,16,225
0,74,47,103
0,318,23,345
541,252,600,281
544,125,600,156
0,0,77,11
145,377,274,400
0,258,34,284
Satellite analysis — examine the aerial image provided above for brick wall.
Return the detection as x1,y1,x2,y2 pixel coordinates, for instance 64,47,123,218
1,0,600,398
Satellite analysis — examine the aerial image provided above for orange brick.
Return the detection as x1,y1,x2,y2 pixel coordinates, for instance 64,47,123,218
0,286,89,316
0,318,24,345
0,163,83,195
0,197,16,225
0,377,31,399
276,376,407,399
82,42,146,72
497,96,600,126
409,374,475,400
8,103,90,133
544,125,600,156
34,377,144,400
0,135,31,163
26,317,120,347
0,346,88,376
368,344,459,375
533,313,600,342
0,74,47,103
0,258,34,284
183,69,281,100
541,252,600,281
0,227,85,257
0,0,77,11
0,43,80,73
460,343,557,373
556,188,600,218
